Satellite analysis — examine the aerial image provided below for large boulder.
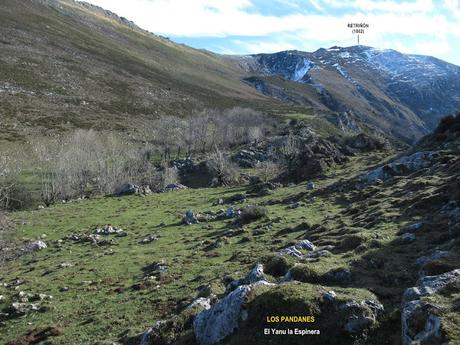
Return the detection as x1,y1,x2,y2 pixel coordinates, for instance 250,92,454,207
194,281,272,345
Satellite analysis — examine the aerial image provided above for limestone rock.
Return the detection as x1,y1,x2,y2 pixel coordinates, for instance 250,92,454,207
194,281,272,345
402,269,460,345
30,240,47,251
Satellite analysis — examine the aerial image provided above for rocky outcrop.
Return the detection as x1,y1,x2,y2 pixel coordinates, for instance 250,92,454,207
226,264,267,292
362,151,438,183
401,269,460,345
194,283,266,345
192,264,274,345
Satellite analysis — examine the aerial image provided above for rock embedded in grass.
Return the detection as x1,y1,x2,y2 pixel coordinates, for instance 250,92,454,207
29,240,47,251
416,250,449,266
401,233,416,242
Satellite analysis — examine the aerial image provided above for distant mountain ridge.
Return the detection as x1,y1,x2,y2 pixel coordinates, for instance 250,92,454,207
1,0,460,143
240,45,460,141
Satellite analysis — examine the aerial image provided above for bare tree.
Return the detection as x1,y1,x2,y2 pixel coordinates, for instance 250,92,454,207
0,152,30,211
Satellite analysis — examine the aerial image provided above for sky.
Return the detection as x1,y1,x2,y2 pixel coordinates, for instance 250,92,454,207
81,0,460,65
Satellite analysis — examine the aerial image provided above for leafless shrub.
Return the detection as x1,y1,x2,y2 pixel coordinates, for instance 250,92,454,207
279,133,302,172
255,161,281,182
206,147,241,186
149,164,180,191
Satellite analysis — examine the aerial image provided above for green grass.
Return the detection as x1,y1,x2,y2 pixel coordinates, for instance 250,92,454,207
1,147,459,344
0,153,381,343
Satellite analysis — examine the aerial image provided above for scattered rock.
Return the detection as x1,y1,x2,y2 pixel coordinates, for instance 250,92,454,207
326,268,352,283
401,233,416,242
187,297,212,311
183,210,199,225
323,290,336,302
305,249,331,259
94,224,126,236
278,246,302,258
58,262,73,268
29,240,47,251
295,239,316,251
226,264,267,292
164,183,187,192
398,222,424,235
139,235,159,244
307,181,316,190
416,250,449,266
344,315,374,333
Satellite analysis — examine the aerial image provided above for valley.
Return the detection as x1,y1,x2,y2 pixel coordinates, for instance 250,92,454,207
0,1,459,345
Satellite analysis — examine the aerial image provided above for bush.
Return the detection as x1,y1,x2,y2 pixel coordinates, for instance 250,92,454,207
206,148,241,186
0,152,32,211
237,205,268,224
254,161,280,183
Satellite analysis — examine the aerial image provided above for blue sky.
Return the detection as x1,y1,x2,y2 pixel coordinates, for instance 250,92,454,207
83,0,460,65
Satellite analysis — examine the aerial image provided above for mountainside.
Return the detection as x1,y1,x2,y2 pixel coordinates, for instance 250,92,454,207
1,0,460,144
241,46,460,141
0,0,275,139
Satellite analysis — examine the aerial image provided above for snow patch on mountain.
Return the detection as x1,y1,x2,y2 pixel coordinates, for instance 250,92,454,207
291,58,314,82
333,63,355,83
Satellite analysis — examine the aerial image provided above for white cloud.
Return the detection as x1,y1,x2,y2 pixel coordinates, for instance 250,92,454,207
81,0,459,38
231,39,298,54
352,0,433,13
443,0,460,17
80,0,460,64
